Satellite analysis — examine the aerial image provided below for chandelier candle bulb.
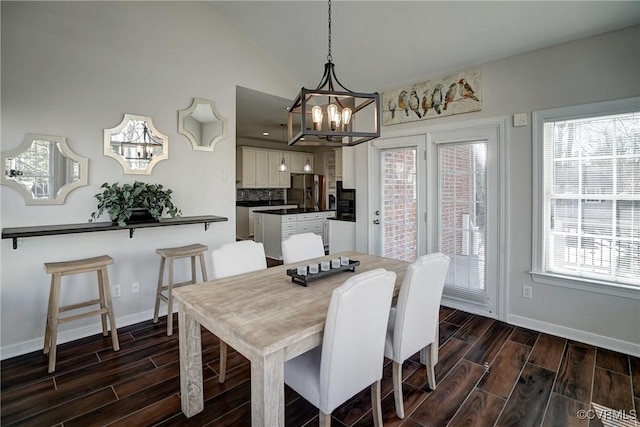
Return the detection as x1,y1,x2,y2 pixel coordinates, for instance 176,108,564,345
312,106,323,131
341,108,352,128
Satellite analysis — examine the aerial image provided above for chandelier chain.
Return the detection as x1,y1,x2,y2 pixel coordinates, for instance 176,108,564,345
327,0,332,62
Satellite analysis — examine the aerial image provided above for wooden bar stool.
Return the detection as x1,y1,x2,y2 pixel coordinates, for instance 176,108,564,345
43,255,119,373
153,243,208,335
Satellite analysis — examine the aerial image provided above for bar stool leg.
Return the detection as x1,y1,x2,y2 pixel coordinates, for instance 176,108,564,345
190,256,197,285
47,273,62,373
101,266,119,351
97,269,108,336
153,257,166,324
43,274,55,356
199,252,208,282
166,258,175,336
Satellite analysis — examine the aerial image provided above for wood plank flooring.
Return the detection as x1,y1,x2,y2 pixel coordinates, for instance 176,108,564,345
2,306,639,426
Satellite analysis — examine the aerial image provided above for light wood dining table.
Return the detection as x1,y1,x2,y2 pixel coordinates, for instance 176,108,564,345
173,251,410,426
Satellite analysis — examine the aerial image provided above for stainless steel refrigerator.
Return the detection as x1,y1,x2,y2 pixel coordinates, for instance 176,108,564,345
289,174,324,209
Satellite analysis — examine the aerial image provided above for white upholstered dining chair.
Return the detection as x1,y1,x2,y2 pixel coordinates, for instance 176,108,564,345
284,268,396,427
210,240,267,382
384,252,450,419
281,232,325,264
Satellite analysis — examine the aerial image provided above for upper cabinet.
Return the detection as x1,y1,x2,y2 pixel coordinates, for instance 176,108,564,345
336,146,355,189
289,152,314,174
237,147,259,188
237,147,314,189
267,151,290,187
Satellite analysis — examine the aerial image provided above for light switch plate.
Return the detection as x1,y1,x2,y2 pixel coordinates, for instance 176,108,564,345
513,113,527,127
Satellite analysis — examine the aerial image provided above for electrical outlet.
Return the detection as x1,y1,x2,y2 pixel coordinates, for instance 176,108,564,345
112,285,121,298
131,281,140,294
522,285,533,299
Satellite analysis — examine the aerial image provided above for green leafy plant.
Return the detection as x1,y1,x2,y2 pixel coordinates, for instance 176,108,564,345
89,181,181,226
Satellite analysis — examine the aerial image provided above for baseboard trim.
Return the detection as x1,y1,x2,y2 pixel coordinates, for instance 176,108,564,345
0,307,170,361
507,314,640,357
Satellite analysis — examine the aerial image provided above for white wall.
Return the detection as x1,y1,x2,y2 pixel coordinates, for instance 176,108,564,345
355,25,640,355
0,2,297,358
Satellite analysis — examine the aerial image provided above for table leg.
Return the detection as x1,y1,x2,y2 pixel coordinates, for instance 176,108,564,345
179,304,204,417
251,350,285,426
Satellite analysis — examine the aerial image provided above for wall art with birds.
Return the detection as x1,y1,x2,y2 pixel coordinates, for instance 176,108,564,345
381,67,482,125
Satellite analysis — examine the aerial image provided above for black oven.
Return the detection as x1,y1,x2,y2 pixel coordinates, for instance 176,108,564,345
336,181,356,221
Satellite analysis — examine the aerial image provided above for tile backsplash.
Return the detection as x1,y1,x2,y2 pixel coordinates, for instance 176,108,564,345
236,188,285,202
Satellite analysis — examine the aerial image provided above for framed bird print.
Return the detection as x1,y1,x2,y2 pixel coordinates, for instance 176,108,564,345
382,67,482,125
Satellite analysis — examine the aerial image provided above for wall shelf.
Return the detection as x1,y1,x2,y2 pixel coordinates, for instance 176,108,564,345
2,215,228,249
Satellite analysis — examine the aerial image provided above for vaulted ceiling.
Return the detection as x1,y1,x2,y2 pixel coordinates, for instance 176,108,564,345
213,1,640,143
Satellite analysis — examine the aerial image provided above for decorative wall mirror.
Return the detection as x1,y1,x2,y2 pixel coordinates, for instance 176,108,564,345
104,114,168,175
1,134,88,205
178,98,227,151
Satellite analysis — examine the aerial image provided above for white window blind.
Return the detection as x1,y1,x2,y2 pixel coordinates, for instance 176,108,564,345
542,111,639,287
438,142,488,304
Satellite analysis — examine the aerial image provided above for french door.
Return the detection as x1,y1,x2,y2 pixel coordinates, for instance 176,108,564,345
371,135,427,262
371,120,506,318
428,121,505,317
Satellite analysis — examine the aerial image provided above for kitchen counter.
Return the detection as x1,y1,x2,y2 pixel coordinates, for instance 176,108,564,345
236,202,298,239
253,209,336,259
258,208,336,215
236,200,286,207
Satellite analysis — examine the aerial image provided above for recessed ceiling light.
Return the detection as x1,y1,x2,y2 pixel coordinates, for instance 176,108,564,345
262,132,269,136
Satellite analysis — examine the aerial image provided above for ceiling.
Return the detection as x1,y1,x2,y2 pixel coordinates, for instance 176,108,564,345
215,1,640,144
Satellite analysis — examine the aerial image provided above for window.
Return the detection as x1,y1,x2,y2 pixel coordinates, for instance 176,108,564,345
532,98,639,294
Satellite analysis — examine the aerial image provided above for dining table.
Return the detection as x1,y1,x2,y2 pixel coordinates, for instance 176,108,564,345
173,251,411,426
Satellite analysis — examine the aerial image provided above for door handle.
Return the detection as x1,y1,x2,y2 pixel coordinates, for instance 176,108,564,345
373,219,380,225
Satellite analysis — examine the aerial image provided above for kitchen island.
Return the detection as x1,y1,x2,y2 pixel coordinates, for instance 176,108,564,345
235,201,297,239
254,208,336,260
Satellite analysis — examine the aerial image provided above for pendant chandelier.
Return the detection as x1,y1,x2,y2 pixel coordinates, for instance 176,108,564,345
287,0,381,147
278,124,288,172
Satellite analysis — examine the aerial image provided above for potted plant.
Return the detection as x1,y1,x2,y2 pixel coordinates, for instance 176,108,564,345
90,181,181,226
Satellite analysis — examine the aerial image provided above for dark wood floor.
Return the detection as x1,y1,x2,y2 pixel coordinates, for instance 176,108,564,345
2,307,639,426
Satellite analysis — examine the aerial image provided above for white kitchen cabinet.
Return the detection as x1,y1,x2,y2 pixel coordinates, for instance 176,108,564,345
236,204,297,239
290,152,314,174
340,146,356,189
334,148,342,181
255,150,268,187
237,147,268,188
267,151,290,188
255,210,336,259
238,147,309,188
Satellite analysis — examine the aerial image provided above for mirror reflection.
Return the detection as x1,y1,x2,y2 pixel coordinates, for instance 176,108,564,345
1,134,88,205
104,114,168,175
178,98,227,151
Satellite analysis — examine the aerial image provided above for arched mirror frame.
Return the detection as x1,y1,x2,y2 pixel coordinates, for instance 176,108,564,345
1,133,89,205
104,114,168,175
178,98,227,152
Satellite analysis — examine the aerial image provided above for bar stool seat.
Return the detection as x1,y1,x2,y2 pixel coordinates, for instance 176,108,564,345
43,255,119,373
153,243,208,336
